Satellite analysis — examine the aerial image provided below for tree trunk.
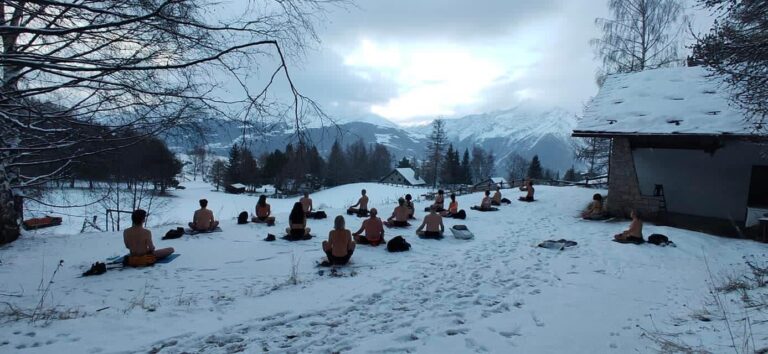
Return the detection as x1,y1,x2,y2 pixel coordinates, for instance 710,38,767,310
0,162,21,244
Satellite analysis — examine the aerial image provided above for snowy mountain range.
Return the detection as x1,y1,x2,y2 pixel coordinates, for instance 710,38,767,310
170,106,578,174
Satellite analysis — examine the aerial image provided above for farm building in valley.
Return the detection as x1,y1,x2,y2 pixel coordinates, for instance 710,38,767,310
573,66,768,237
473,177,509,190
380,168,426,186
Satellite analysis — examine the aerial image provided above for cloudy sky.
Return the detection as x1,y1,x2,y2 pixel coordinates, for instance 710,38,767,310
225,0,709,126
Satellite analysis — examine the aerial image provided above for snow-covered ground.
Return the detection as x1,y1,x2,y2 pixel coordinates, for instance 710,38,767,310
1,182,767,353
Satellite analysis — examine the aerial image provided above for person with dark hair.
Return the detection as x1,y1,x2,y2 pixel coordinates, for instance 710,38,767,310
124,209,174,267
353,208,385,246
347,189,370,217
253,195,276,225
322,215,355,265
385,197,411,227
405,194,416,219
614,210,644,243
285,202,311,240
519,179,535,202
189,199,218,231
471,190,494,211
417,205,444,239
441,193,460,217
300,192,313,216
432,190,445,212
582,194,606,219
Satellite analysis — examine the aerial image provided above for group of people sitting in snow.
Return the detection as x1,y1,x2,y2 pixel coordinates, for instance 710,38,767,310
122,177,647,268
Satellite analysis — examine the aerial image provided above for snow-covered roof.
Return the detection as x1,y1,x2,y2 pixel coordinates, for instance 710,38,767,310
574,66,762,137
230,183,247,189
395,168,425,185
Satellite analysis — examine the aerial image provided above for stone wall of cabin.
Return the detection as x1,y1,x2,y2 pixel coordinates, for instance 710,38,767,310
607,137,663,219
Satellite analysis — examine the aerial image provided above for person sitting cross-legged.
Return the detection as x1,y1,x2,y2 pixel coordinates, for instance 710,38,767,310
582,193,607,220
614,210,644,243
300,192,313,217
519,179,535,202
417,205,445,239
252,195,276,226
347,189,370,217
285,202,311,240
432,189,445,212
405,194,416,219
124,209,174,267
471,190,494,211
189,199,219,231
385,197,411,227
322,215,356,266
492,187,511,206
353,208,386,246
441,193,462,218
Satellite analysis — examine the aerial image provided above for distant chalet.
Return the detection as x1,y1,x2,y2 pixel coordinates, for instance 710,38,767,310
380,168,426,186
573,66,768,237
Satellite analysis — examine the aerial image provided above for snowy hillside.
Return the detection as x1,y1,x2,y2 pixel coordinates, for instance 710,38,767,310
169,105,578,173
2,182,767,353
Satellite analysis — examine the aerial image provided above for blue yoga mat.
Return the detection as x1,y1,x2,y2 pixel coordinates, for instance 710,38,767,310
107,253,181,265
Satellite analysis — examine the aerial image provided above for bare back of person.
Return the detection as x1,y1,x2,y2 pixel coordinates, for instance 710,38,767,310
358,195,369,210
363,218,384,240
423,213,443,232
300,197,313,213
393,205,410,221
124,226,153,256
328,229,352,257
192,208,216,230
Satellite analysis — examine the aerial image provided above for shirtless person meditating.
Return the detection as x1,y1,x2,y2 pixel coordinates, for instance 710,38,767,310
519,179,535,202
252,195,276,226
300,192,313,217
124,209,174,267
471,190,494,211
427,190,445,212
347,189,370,217
417,205,445,239
614,210,644,243
189,199,219,231
322,215,356,266
385,198,411,228
353,208,385,246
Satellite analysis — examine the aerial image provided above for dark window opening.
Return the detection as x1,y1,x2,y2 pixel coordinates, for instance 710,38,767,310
748,166,768,208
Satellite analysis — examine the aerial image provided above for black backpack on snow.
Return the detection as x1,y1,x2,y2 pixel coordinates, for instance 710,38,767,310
387,236,411,252
162,227,185,240
312,211,327,219
237,211,249,224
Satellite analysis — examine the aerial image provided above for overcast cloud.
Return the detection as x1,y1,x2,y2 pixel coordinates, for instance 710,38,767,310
223,0,709,125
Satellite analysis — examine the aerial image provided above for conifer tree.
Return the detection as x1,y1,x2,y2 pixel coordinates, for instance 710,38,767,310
326,140,348,186
527,155,543,180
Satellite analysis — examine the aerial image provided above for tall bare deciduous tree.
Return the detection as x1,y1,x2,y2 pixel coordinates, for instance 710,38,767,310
693,0,768,129
0,0,340,242
575,137,612,177
423,119,447,188
591,0,688,81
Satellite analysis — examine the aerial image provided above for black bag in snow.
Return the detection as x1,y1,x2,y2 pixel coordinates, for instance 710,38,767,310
312,211,327,219
237,211,249,224
387,236,411,252
162,227,185,240
648,234,675,246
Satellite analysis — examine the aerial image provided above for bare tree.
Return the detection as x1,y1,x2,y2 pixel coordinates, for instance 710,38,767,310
693,0,768,129
0,0,342,242
575,137,612,177
189,146,208,182
423,119,447,188
591,0,688,80
506,153,529,183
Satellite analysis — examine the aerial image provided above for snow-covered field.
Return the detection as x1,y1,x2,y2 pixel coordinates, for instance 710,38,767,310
1,182,767,353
